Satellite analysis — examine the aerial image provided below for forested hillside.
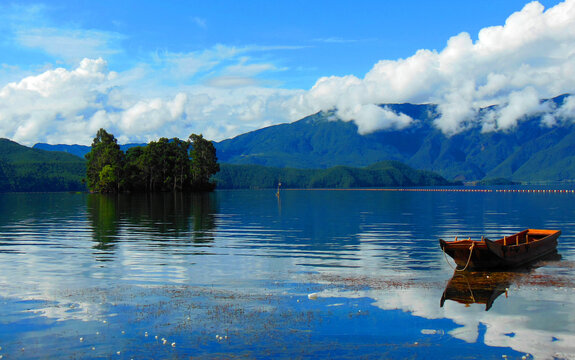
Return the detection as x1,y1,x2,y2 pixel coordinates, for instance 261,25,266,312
4,137,456,191
0,138,86,192
214,161,455,189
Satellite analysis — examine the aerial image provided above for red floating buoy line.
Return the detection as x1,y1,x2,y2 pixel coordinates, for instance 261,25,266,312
493,189,575,193
386,188,575,193
376,188,494,192
285,188,575,193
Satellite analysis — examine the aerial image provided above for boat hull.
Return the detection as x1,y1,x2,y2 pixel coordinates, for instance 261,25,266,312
439,229,560,271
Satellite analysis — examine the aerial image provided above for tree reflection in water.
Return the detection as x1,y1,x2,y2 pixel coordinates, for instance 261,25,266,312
87,192,218,259
87,194,120,254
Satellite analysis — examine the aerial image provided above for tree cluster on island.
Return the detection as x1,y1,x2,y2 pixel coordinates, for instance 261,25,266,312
85,129,220,193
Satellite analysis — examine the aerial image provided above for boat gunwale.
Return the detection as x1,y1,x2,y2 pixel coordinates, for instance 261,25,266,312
440,229,560,248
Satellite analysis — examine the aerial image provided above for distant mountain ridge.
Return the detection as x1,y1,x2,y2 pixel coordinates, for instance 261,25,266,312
34,142,145,158
32,94,575,182
215,104,436,169
215,95,574,182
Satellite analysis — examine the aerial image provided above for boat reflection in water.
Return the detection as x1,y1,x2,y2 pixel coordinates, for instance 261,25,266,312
440,271,514,311
440,252,562,311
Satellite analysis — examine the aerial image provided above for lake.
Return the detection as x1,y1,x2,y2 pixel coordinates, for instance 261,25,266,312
1,189,575,359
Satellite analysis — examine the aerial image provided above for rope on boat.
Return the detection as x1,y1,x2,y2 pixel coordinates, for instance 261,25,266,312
442,241,475,272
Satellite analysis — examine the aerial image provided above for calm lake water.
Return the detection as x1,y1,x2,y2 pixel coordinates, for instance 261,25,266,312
1,189,575,359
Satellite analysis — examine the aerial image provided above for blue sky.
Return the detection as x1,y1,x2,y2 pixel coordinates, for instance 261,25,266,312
2,0,563,87
0,0,573,145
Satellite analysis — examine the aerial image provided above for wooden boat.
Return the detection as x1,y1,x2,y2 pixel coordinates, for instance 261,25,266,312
439,229,560,271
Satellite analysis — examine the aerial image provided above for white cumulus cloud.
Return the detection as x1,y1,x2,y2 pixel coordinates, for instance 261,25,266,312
0,58,116,144
301,0,575,135
0,57,306,145
337,105,413,134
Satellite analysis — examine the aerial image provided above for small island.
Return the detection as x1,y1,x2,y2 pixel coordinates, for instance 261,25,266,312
85,129,220,193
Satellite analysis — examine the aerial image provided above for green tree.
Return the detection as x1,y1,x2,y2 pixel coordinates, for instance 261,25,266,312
85,129,124,193
124,138,192,192
146,138,170,191
98,164,120,192
189,134,220,191
170,138,192,191
124,146,148,191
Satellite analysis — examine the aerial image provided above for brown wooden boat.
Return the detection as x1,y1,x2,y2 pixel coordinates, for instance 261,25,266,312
439,229,560,271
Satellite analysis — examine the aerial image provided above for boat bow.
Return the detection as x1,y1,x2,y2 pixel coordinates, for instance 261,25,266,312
484,238,504,259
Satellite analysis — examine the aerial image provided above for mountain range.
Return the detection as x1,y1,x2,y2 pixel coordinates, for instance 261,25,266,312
215,95,575,182
33,94,575,183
